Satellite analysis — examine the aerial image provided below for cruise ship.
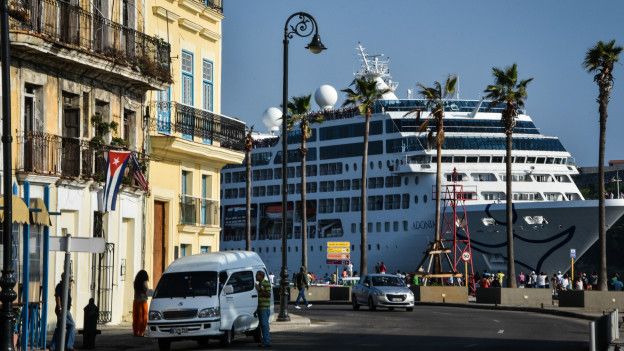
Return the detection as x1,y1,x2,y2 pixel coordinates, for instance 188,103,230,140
220,45,624,277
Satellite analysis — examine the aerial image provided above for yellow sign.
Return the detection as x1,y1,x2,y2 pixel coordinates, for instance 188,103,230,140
327,247,350,254
327,241,350,248
327,253,351,260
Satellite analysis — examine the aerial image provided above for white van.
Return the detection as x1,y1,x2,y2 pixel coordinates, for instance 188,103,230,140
147,251,273,350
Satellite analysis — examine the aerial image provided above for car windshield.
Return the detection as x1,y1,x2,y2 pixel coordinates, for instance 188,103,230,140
153,271,218,298
371,276,405,287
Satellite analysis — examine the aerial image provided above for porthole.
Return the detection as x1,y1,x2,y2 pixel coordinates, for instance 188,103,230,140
354,163,357,171
378,161,382,169
414,195,419,204
404,177,409,186
370,161,374,170
424,194,428,203
414,176,419,185
345,164,349,172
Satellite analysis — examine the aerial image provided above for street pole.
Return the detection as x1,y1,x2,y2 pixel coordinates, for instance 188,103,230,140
0,0,17,348
59,234,71,351
278,12,325,322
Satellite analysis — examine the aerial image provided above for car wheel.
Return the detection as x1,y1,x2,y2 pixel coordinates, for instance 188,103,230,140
368,297,376,311
352,295,360,311
158,339,171,351
406,307,414,312
220,327,234,347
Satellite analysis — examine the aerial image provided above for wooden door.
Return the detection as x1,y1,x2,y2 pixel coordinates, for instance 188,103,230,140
153,201,166,285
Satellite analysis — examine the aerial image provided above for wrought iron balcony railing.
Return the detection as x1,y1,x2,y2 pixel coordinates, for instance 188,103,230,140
9,0,171,83
179,195,219,226
154,101,246,152
16,131,148,187
205,0,223,13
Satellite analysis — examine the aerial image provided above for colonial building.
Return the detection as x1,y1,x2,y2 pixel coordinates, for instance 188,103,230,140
4,0,171,342
143,0,245,284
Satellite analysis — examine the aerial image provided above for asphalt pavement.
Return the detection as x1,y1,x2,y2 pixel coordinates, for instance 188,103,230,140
90,304,590,351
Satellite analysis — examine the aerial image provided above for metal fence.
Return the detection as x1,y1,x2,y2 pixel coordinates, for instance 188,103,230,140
179,195,219,226
9,0,171,82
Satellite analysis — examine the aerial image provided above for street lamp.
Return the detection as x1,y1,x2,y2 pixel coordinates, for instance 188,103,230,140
0,0,17,349
278,12,326,322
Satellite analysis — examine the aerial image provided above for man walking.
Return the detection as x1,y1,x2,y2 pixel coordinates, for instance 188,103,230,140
50,273,76,351
294,266,312,309
255,271,272,348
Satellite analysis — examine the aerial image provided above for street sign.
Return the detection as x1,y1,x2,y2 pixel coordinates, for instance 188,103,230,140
327,247,350,254
327,252,350,260
570,248,576,259
326,259,350,265
461,251,471,262
327,241,350,248
50,236,106,253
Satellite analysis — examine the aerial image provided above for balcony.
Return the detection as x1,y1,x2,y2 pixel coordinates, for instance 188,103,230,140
154,102,245,152
179,195,219,227
16,131,148,188
8,0,171,90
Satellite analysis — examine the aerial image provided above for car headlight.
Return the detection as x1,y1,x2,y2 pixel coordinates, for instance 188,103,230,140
198,307,220,318
148,311,162,320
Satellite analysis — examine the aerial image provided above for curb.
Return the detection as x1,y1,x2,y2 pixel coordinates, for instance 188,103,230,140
270,313,311,332
414,301,599,321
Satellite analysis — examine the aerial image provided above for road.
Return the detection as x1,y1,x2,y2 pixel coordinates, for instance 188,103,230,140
95,304,590,351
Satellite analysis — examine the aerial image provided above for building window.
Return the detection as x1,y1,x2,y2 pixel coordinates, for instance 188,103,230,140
181,51,194,106
180,244,191,256
202,59,213,112
123,109,136,148
182,170,192,195
200,246,211,253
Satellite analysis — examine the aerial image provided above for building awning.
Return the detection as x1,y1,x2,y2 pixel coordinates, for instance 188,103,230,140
29,198,51,226
0,196,31,224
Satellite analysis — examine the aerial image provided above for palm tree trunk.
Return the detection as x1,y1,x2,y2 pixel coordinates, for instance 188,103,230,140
360,111,370,277
300,137,308,270
506,131,516,288
433,121,443,274
245,148,252,251
598,91,608,291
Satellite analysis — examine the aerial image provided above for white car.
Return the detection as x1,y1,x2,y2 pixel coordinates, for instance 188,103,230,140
147,251,273,350
351,274,414,311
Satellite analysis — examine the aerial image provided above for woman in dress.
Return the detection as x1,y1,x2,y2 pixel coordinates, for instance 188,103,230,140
133,270,150,336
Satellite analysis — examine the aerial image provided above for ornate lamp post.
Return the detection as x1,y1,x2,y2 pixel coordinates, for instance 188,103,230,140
0,0,16,349
278,12,326,322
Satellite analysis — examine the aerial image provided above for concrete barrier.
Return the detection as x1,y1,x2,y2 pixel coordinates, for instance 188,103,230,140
589,309,619,351
289,286,351,302
559,290,624,311
411,286,467,303
476,287,553,307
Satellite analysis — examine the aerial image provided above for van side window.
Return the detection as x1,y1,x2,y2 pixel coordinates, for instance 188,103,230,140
219,271,228,294
227,271,254,294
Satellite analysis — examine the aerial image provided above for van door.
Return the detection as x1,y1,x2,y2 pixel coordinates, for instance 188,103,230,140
219,270,256,332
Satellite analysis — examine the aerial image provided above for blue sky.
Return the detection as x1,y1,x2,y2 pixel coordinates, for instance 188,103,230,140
222,0,624,166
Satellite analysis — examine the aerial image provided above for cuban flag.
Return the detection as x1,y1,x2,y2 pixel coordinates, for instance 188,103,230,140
103,150,131,212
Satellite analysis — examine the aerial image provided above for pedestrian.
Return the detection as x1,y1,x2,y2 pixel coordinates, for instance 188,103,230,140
347,262,353,277
537,272,547,288
379,261,387,274
611,274,624,291
480,275,490,289
294,266,312,309
561,274,570,291
529,271,537,288
255,271,272,348
518,272,526,288
575,277,583,290
49,273,76,351
331,272,337,285
342,268,348,279
375,262,381,274
132,270,150,337
495,271,505,287
590,272,599,290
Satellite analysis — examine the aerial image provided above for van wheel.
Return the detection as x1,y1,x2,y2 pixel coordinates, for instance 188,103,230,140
368,297,376,311
253,326,262,343
158,339,171,351
220,328,234,347
352,295,360,311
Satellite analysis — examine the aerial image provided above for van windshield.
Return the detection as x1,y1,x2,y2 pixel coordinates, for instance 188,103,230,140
154,271,218,298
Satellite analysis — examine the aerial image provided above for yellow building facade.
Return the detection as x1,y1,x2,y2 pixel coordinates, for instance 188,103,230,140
144,0,245,283
4,0,171,336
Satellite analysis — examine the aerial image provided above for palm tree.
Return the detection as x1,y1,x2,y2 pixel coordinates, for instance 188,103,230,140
244,126,254,251
287,94,323,270
484,64,533,288
584,40,622,291
342,77,390,277
408,76,457,275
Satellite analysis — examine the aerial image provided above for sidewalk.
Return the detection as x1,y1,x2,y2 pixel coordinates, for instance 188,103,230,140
73,312,311,351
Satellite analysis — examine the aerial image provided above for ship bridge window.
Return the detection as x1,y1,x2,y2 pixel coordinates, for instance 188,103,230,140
441,156,453,163
368,177,384,189
384,194,401,210
513,192,543,201
536,157,546,164
546,157,555,164
454,156,466,163
445,173,468,182
336,179,351,191
566,193,581,201
320,181,335,192
544,193,564,201
319,199,334,213
526,157,536,163
367,195,384,211
555,175,571,183
351,197,361,211
385,176,402,188
492,156,503,163
472,173,497,182
482,192,505,201
352,179,361,190
466,156,478,163
225,173,231,183
335,198,350,212
515,156,526,163
478,156,491,163
500,174,532,182
524,216,548,225
533,174,554,182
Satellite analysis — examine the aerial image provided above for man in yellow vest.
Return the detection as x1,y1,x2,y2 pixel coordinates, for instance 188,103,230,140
255,271,272,347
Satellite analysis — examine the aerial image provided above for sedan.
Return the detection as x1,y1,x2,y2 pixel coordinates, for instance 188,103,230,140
351,274,414,311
